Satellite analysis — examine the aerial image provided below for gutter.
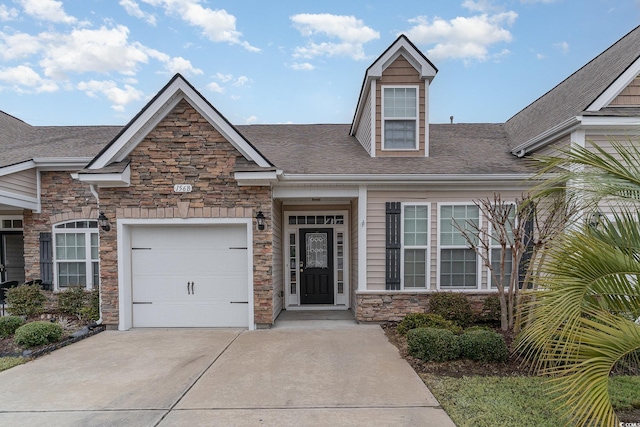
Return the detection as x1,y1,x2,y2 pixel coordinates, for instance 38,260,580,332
511,117,581,157
277,173,536,185
87,184,104,328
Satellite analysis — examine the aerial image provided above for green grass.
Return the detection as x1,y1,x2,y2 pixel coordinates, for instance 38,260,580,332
0,357,25,372
422,374,640,427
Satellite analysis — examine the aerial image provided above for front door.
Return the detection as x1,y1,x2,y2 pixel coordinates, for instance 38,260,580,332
299,228,333,304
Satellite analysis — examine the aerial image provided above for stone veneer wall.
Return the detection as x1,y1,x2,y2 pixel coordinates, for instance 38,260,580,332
23,172,98,282
97,100,273,327
355,291,495,323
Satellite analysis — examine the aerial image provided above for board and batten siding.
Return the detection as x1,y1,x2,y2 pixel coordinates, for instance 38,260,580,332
610,75,640,106
0,168,38,198
375,55,426,157
366,188,528,291
271,199,283,320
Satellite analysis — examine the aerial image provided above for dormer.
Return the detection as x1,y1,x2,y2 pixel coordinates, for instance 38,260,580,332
350,35,437,158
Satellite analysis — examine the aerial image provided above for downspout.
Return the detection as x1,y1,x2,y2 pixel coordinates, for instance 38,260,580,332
88,184,104,327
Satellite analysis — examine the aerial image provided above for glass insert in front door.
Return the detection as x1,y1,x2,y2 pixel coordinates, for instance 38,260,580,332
299,228,333,304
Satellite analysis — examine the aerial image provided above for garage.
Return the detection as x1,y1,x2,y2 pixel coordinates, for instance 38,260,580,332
129,224,249,328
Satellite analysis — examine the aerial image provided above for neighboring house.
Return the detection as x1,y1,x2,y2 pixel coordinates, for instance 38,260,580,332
1,26,639,330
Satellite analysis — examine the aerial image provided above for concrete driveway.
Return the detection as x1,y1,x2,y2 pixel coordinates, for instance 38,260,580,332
0,323,455,426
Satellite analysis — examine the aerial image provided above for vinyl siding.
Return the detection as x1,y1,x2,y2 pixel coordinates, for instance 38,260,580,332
350,197,359,309
375,55,426,157
355,88,373,155
366,188,527,290
533,135,571,158
0,168,37,198
610,75,640,106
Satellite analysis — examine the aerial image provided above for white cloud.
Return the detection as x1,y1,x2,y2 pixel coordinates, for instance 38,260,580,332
233,75,250,87
0,65,58,92
554,41,569,54
17,0,76,24
38,26,150,79
536,53,545,60
0,32,42,61
403,11,517,62
141,0,259,52
77,79,144,111
164,56,203,76
206,81,224,93
0,5,19,21
245,115,257,124
291,13,379,60
289,62,315,71
215,72,233,82
120,0,157,25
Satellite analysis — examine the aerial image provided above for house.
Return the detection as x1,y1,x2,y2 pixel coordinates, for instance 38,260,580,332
1,26,639,330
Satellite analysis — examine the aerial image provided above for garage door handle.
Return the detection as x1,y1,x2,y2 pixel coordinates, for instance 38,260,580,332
230,301,249,304
187,281,193,295
133,302,152,304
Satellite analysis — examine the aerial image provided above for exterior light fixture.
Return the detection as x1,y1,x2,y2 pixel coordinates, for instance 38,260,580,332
256,211,266,231
588,211,603,229
98,212,111,232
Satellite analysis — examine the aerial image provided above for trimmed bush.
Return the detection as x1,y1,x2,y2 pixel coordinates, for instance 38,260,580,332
0,316,26,338
58,287,99,321
14,321,63,348
429,292,474,327
6,284,46,316
397,313,463,336
460,329,509,362
407,327,461,362
480,294,501,323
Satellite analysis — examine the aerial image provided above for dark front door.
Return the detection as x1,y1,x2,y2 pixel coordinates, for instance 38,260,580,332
300,228,334,304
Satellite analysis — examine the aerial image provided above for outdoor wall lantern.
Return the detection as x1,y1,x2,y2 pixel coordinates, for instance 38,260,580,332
256,211,266,231
98,212,111,232
588,210,603,229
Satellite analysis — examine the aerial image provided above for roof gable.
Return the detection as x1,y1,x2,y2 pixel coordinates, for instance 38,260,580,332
87,74,273,170
350,35,437,136
507,25,640,155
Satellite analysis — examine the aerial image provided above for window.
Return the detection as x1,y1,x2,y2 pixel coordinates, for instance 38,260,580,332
403,204,429,288
382,86,418,150
489,205,515,289
439,205,479,289
53,221,99,290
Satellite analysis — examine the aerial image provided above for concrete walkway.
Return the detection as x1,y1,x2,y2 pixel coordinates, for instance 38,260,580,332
0,323,455,426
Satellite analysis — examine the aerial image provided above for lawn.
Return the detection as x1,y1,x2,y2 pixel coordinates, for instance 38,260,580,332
422,374,640,427
0,357,25,372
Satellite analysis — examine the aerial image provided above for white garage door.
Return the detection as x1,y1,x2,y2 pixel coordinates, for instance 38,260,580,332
131,225,249,327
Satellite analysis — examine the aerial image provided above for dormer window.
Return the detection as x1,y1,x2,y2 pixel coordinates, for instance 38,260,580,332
382,86,418,150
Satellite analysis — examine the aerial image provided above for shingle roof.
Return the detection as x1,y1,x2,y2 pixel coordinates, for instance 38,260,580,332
1,120,121,168
238,123,532,175
505,25,640,149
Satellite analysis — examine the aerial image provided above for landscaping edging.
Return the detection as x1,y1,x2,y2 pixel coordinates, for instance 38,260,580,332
0,324,106,359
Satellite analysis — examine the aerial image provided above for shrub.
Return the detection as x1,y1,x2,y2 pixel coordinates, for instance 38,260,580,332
58,287,99,321
0,316,26,338
460,329,509,362
397,313,463,336
14,321,63,348
407,327,461,362
480,294,501,323
429,292,474,327
6,284,46,316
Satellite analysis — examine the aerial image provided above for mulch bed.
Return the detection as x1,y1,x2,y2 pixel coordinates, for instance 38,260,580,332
0,314,105,358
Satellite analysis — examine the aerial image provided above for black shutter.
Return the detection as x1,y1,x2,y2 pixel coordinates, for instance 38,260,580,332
40,232,53,287
386,202,401,290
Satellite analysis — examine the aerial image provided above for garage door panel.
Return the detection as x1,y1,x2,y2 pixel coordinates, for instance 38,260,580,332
130,225,249,328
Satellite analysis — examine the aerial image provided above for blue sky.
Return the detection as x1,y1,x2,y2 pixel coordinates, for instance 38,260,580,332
0,0,639,126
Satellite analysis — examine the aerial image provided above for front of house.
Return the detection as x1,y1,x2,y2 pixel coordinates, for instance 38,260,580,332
2,27,640,330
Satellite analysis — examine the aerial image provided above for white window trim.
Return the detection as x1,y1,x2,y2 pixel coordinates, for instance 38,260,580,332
488,203,517,290
52,220,99,291
437,202,482,291
0,215,24,230
381,85,419,151
400,202,431,290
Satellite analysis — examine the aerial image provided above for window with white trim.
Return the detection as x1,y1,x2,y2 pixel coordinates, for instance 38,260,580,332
382,86,418,150
489,204,515,289
53,221,99,290
402,204,429,288
439,205,479,289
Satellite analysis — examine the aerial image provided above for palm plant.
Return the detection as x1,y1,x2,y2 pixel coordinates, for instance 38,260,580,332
517,138,640,427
